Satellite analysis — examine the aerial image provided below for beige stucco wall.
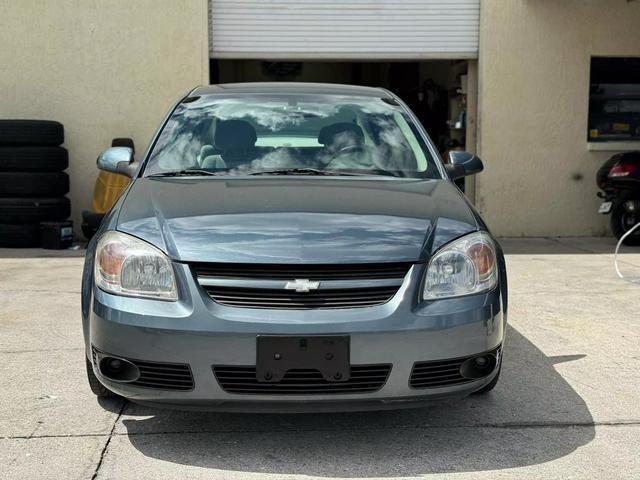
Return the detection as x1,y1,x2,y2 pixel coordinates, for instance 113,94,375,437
477,0,640,236
0,0,209,237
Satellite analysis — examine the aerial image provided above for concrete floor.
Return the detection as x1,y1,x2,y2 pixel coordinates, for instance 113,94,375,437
0,237,639,479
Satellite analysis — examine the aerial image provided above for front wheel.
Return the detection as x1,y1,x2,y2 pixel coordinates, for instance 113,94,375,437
611,204,640,246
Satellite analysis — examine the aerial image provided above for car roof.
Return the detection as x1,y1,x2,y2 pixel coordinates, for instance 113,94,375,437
191,82,391,98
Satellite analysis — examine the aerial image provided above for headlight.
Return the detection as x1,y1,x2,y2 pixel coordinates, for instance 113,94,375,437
94,231,177,301
423,231,498,300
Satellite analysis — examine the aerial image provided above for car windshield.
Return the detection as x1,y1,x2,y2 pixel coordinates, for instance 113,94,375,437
144,93,440,178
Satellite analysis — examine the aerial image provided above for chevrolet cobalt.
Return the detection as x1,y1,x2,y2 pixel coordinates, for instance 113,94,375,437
82,83,507,411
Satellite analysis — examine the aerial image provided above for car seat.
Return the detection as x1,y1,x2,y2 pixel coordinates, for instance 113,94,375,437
213,120,260,168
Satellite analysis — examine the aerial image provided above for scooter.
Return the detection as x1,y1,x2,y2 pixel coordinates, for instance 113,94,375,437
596,151,640,245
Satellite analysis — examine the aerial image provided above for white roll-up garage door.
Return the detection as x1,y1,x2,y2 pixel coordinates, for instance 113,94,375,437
209,0,480,60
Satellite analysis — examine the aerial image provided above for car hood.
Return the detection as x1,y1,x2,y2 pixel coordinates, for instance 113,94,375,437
116,178,478,263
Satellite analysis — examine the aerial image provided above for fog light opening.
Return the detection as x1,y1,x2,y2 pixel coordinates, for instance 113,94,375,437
474,356,488,367
108,359,122,370
460,353,498,379
99,356,140,382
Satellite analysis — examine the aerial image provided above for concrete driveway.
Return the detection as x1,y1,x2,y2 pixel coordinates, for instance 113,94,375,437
1,237,639,479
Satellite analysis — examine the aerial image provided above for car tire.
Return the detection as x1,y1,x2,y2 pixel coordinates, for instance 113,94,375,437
85,357,119,398
0,197,70,223
472,361,501,395
0,172,69,197
611,203,640,246
0,120,64,146
0,146,68,172
0,223,40,248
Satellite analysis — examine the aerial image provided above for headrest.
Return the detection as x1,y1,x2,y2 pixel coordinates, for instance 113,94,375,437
318,122,364,146
214,120,257,151
199,144,216,159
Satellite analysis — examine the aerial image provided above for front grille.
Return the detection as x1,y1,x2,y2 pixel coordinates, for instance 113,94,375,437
92,347,194,391
193,262,412,310
409,347,501,389
192,262,412,280
213,364,392,395
203,285,399,309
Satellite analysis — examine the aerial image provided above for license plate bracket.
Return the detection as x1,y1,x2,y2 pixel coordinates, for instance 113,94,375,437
256,336,350,383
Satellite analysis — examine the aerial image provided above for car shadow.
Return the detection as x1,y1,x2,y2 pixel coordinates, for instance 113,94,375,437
119,326,595,476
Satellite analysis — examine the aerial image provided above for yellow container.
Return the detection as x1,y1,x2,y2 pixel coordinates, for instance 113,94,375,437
91,171,129,213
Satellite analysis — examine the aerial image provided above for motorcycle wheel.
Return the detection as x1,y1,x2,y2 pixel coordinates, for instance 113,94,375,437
611,204,640,246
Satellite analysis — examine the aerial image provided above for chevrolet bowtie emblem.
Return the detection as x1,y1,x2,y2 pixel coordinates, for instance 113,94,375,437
284,279,320,293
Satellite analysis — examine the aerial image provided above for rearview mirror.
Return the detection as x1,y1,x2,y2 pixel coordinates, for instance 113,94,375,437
445,151,484,180
97,147,137,178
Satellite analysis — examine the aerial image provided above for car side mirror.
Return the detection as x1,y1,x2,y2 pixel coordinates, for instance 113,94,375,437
97,147,137,178
445,151,484,180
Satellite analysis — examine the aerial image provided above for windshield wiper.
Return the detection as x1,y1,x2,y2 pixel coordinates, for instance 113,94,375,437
249,168,345,176
150,167,402,178
249,168,397,177
148,169,221,177
360,169,402,178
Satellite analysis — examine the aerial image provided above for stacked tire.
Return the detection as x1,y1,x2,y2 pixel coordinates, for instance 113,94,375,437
0,120,70,248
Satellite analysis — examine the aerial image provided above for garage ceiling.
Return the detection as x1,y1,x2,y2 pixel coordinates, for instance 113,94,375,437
209,0,480,60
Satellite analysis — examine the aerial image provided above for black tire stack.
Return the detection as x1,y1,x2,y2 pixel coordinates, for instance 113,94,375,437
0,120,71,248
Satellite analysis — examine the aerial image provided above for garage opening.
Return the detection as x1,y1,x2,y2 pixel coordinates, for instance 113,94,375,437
207,0,480,195
210,59,475,193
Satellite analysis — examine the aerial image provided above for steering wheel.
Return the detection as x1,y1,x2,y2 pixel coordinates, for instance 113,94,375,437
324,144,366,168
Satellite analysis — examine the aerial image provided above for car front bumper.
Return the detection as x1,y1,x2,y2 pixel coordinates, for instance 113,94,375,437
85,263,506,412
